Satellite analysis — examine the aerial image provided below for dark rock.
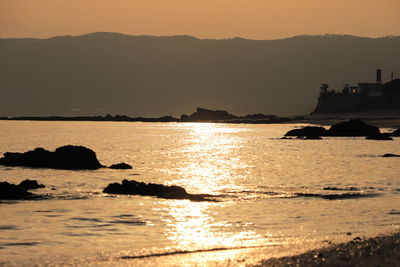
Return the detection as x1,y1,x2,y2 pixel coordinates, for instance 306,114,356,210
52,145,104,169
298,135,322,140
382,153,400,157
387,128,400,136
0,145,104,170
283,119,381,138
103,179,214,201
156,116,177,122
180,114,189,120
180,107,238,122
0,181,35,200
327,119,380,137
366,133,393,140
284,126,328,137
18,179,45,190
0,148,53,167
109,163,133,169
244,114,277,120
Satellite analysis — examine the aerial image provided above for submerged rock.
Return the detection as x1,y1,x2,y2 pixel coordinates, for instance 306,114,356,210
0,181,35,200
103,179,214,201
0,145,104,170
18,179,45,190
284,126,328,137
327,119,380,137
109,163,133,169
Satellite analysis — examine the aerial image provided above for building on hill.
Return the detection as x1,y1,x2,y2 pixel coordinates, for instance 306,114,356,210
312,69,400,114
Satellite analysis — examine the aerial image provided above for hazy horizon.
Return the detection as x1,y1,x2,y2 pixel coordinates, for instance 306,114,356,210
1,33,399,117
1,0,400,117
2,31,400,41
1,0,400,40
1,1,400,265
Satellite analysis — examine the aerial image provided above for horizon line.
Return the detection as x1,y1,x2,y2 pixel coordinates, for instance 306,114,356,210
1,31,400,42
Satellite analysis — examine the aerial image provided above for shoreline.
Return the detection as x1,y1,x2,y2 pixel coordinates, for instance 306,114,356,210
2,109,400,128
97,231,400,266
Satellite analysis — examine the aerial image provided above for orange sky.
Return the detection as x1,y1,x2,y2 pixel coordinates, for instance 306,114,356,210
1,0,399,39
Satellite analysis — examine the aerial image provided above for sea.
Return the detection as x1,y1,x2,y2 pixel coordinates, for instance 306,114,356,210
0,121,399,266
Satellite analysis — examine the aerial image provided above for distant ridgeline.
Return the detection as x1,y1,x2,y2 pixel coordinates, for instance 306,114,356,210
312,69,400,114
0,107,280,123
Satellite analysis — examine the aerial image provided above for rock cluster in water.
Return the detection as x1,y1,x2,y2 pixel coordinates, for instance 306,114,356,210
103,179,214,201
180,107,238,122
0,145,133,170
284,119,393,140
0,145,104,170
0,179,45,200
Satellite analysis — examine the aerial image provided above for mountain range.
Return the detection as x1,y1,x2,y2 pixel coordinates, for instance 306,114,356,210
1,32,399,117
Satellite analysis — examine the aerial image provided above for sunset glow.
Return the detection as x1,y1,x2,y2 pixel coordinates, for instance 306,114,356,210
1,0,400,265
1,0,399,39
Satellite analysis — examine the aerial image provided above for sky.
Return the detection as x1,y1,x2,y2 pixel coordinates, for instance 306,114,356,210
1,0,400,40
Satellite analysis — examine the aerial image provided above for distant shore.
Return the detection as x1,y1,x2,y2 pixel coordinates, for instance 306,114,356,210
1,108,400,129
300,110,400,129
255,231,400,267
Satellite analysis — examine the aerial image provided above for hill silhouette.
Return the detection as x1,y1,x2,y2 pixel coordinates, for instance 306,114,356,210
1,32,399,116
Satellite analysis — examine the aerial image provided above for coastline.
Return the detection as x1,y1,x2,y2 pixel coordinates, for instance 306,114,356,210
299,110,400,129
2,109,400,128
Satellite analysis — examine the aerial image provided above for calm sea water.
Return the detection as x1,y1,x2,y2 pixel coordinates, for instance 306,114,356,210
0,121,399,266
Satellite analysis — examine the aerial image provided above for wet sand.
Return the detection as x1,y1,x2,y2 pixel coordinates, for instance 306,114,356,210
103,232,399,266
255,232,400,267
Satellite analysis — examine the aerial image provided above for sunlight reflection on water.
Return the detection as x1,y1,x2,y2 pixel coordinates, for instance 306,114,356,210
164,201,262,249
0,121,400,266
168,123,249,194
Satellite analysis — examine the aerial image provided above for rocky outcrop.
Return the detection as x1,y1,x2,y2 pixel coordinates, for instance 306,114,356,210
0,145,105,170
387,128,400,137
298,135,323,140
103,179,215,201
18,179,45,190
180,107,238,122
365,133,393,140
327,119,380,137
284,119,381,138
109,163,133,169
382,153,400,157
0,181,36,200
244,114,277,120
285,126,328,137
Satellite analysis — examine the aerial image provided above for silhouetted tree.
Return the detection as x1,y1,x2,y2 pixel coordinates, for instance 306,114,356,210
320,83,329,94
342,83,350,95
